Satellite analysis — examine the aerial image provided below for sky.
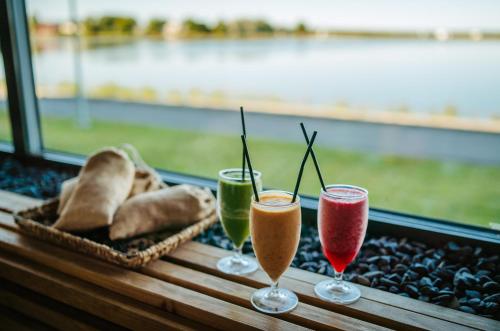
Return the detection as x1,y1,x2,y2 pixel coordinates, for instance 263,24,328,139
27,0,500,31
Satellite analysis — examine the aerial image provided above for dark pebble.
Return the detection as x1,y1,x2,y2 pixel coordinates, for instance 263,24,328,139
355,275,371,287
468,298,482,308
433,294,454,304
389,286,399,294
400,243,415,254
387,273,402,283
419,277,433,288
422,257,436,268
412,263,428,275
366,256,380,264
405,284,420,298
476,270,492,277
421,286,439,297
393,264,407,274
484,294,500,303
479,275,493,284
465,290,482,299
363,271,384,279
357,263,370,273
299,251,312,263
458,306,476,314
446,242,461,252
378,255,391,266
299,261,318,270
439,290,455,296
483,281,500,293
380,278,399,287
483,302,499,314
402,270,419,283
454,272,477,289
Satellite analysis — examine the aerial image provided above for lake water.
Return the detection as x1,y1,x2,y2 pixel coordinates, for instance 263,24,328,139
24,38,500,119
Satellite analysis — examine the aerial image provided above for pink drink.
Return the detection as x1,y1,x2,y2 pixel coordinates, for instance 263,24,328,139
318,186,368,273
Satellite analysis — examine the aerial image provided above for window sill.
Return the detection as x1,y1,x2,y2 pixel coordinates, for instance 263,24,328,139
1,146,498,251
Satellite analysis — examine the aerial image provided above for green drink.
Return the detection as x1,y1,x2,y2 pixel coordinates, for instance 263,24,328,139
217,168,262,275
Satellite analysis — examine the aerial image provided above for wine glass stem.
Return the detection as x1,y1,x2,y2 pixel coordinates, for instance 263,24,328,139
232,246,244,264
269,280,280,297
333,270,343,286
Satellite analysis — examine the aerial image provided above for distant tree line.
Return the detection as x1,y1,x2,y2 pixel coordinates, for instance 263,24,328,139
179,18,310,37
34,15,498,40
40,15,311,38
83,16,137,36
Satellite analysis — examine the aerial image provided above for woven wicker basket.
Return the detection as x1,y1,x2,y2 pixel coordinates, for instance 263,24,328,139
13,198,217,268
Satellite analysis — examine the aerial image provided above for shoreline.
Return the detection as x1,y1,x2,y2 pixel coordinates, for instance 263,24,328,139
27,88,500,134
8,98,498,165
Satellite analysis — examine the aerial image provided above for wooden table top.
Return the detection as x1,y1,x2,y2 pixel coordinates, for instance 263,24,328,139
0,189,497,330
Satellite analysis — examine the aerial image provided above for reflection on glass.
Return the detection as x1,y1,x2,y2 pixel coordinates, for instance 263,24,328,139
25,0,500,229
0,54,11,143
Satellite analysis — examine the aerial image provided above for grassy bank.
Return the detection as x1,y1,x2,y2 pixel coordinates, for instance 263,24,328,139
0,109,11,143
0,111,498,228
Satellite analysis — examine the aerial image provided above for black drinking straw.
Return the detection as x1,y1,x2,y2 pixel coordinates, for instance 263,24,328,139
241,135,259,202
292,131,317,203
300,123,326,192
240,106,247,181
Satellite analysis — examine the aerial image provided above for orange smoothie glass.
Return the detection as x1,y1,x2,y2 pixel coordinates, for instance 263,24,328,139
250,190,301,314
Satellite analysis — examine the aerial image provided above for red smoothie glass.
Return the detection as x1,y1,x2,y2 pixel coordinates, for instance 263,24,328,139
315,184,368,304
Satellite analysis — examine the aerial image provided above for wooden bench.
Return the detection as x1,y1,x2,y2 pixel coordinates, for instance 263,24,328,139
0,190,498,330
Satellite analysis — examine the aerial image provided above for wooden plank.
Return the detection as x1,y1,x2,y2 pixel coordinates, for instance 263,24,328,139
0,281,122,331
3,190,498,330
168,241,499,331
0,252,210,331
0,228,307,331
0,190,40,213
0,212,329,330
0,305,55,331
141,260,389,331
0,210,16,230
1,205,383,330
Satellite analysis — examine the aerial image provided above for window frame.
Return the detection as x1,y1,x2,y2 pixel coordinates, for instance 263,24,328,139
0,0,42,156
0,0,498,250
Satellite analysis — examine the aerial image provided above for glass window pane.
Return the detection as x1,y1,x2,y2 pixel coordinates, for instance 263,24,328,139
0,52,11,143
27,0,500,229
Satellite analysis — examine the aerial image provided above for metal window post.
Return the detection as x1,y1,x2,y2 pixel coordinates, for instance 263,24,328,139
0,0,42,156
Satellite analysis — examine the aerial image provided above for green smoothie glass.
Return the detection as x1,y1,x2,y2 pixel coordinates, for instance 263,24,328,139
217,168,262,275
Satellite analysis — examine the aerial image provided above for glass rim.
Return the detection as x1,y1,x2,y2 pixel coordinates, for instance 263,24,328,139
321,184,368,200
251,189,300,207
219,168,261,181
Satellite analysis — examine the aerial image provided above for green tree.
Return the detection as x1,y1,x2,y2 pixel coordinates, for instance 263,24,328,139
294,22,309,34
255,20,274,34
182,18,211,35
113,17,136,34
212,20,228,35
145,18,167,36
83,17,100,35
83,16,137,36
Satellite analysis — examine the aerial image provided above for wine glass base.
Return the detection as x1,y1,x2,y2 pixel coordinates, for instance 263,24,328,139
251,287,298,314
216,255,258,275
314,279,361,305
